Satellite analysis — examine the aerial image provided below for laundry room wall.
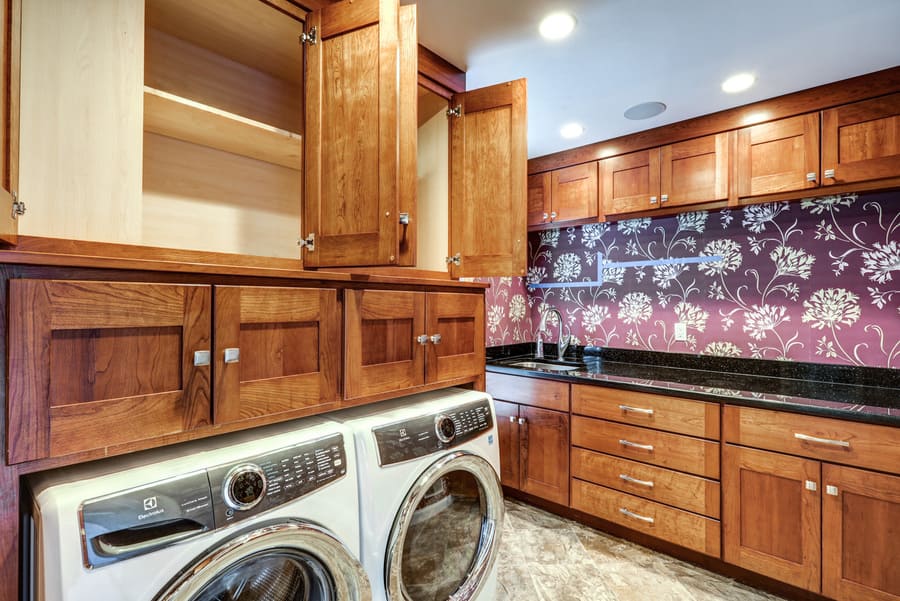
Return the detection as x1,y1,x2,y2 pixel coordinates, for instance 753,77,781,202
476,190,900,368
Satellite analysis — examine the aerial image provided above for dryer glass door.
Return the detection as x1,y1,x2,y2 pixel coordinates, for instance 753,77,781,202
386,452,504,601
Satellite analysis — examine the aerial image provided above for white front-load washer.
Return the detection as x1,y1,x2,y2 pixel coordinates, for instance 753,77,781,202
334,388,504,601
26,416,371,601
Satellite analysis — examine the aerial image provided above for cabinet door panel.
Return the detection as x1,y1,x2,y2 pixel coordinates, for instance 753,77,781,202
345,289,425,399
304,0,399,266
527,172,550,227
723,444,821,592
600,149,660,215
8,280,211,463
0,0,19,243
822,92,900,185
661,133,729,207
551,161,599,222
425,292,484,383
449,79,527,277
214,286,340,424
737,113,819,197
493,399,520,489
520,406,569,506
822,464,900,601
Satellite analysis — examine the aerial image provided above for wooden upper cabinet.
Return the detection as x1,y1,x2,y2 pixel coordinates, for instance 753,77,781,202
213,286,341,425
723,444,821,592
0,0,19,243
304,0,406,267
600,148,660,215
737,113,820,198
424,292,484,383
449,79,527,277
527,172,551,227
602,133,729,216
7,280,212,463
344,289,483,400
822,92,900,185
822,464,900,601
661,132,730,207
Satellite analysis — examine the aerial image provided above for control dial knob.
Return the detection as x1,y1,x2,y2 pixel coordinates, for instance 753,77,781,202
435,414,456,443
222,464,267,511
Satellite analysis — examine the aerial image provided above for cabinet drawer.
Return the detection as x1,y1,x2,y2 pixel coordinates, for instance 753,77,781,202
723,406,900,474
486,372,569,411
572,479,721,557
572,448,720,518
572,416,720,478
572,385,720,439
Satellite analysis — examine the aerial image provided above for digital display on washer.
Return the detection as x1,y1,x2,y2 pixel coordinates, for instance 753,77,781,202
207,432,347,527
373,399,493,466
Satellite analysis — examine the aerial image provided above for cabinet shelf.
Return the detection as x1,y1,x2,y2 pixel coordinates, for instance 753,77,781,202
143,87,302,170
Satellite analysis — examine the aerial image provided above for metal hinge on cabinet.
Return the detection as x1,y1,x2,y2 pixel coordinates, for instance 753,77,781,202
297,233,315,251
11,193,25,219
446,105,462,118
299,26,318,46
445,253,461,266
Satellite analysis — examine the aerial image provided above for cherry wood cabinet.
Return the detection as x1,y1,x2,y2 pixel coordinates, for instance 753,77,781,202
213,286,341,425
601,132,729,216
527,161,599,228
344,289,484,400
822,465,900,601
0,0,19,244
822,92,900,186
736,113,820,198
487,373,570,505
448,78,527,277
8,279,212,463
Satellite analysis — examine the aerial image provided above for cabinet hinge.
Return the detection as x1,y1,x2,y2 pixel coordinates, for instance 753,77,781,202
446,105,462,118
299,26,318,46
11,193,25,220
445,253,461,266
297,233,315,251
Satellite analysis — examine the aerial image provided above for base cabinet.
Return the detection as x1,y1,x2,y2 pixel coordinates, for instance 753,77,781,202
494,399,570,506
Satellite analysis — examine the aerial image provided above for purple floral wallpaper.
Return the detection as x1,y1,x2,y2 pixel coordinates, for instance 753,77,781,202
478,191,900,368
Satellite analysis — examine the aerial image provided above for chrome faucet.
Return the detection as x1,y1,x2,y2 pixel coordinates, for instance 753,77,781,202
538,307,571,361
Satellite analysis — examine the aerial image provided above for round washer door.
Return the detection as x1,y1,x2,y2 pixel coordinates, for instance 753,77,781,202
154,519,371,601
385,451,504,601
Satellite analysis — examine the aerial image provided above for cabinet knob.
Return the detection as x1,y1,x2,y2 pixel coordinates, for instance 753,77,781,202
223,348,240,364
508,415,516,423
824,168,836,179
649,196,658,205
826,485,839,496
517,417,526,425
806,172,817,183
430,334,442,345
542,212,548,220
193,350,211,367
660,194,668,204
416,334,429,345
805,480,818,492
550,211,557,220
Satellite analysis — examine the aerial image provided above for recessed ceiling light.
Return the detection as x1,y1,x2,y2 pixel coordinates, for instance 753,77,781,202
624,101,667,120
722,72,756,93
560,122,584,139
539,12,576,41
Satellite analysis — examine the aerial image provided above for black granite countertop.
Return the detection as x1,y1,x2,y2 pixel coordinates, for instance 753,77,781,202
486,344,900,427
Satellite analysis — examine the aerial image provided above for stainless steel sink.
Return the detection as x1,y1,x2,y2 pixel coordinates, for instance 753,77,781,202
507,361,580,372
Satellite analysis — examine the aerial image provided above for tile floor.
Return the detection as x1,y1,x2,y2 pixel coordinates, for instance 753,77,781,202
496,499,785,601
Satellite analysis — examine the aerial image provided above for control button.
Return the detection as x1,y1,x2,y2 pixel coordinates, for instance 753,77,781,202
334,458,343,467
223,464,267,512
435,414,456,443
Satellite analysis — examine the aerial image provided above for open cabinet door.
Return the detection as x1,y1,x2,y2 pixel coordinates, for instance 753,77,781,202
448,78,527,278
303,0,402,267
0,0,20,243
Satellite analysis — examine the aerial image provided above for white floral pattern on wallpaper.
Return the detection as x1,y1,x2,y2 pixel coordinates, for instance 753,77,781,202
482,191,900,367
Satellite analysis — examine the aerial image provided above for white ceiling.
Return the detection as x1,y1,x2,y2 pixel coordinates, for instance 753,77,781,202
405,0,900,159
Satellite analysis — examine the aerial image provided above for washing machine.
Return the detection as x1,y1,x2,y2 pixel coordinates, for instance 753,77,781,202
25,416,371,601
334,388,504,601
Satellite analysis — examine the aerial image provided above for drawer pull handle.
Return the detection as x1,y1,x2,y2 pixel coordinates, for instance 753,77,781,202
619,439,654,452
619,508,655,524
618,404,654,416
794,433,850,448
619,474,654,488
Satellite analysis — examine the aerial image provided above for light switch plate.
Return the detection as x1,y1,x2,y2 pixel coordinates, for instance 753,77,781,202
674,322,687,341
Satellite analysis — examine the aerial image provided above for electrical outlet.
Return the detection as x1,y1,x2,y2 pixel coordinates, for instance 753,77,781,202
674,322,687,341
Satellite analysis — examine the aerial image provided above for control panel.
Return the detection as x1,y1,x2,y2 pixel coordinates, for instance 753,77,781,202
374,399,493,466
208,432,346,527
